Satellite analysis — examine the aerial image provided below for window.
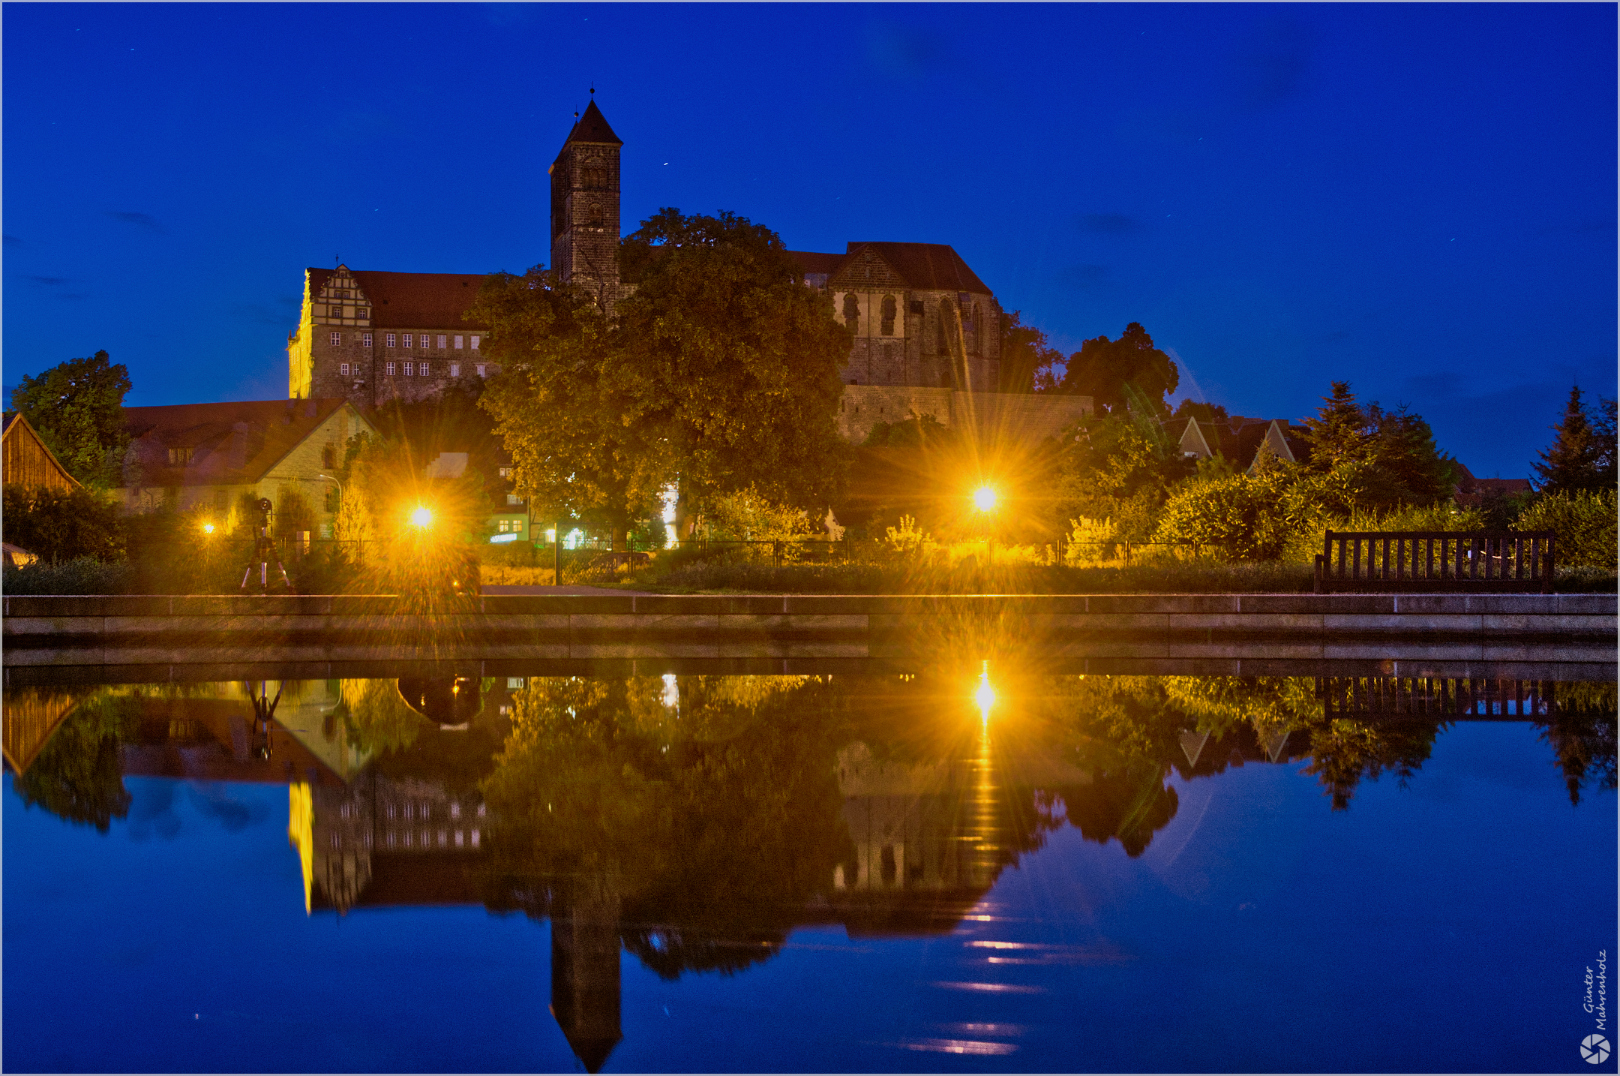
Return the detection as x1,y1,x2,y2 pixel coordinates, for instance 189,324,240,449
497,519,512,533
475,364,486,377
403,333,413,348
403,362,414,376
436,334,447,349
385,362,396,376
470,336,480,351
419,361,429,376
842,293,860,331
909,300,924,316
881,295,897,335
385,333,396,348
450,363,460,377
329,331,341,346
362,333,373,348
498,466,513,479
322,445,337,468
453,335,463,349
167,447,194,466
506,493,522,506
339,363,350,376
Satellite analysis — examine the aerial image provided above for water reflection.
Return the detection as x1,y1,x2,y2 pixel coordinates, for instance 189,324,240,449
4,669,1614,1071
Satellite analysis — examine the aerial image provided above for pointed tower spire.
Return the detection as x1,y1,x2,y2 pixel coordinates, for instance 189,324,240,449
550,97,623,313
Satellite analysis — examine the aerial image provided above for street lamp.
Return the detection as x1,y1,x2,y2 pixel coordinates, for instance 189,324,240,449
973,486,998,512
409,506,434,529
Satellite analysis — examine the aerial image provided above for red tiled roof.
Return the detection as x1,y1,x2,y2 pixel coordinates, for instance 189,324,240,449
565,99,622,146
789,250,846,276
307,268,489,329
122,398,366,487
845,242,993,294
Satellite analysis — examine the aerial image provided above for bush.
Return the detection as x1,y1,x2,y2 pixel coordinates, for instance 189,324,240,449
1,484,126,563
2,557,134,594
1155,471,1293,561
1514,489,1618,568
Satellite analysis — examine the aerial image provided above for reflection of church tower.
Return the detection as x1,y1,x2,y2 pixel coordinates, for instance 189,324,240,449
551,872,623,1073
550,98,623,313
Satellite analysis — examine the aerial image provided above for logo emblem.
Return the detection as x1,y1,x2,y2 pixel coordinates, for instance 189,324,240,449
1581,1034,1610,1065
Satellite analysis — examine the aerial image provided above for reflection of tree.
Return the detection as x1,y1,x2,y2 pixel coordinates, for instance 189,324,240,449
480,675,851,979
334,679,432,755
1300,718,1439,811
1537,682,1618,805
12,691,139,832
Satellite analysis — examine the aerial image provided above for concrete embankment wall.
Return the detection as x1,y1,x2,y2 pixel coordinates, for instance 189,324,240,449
3,592,1613,668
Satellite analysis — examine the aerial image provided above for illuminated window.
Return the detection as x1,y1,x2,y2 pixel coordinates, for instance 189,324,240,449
450,363,460,377
506,493,522,506
453,335,463,349
329,331,341,346
404,362,414,376
362,333,373,348
475,364,486,377
420,361,430,376
470,336,480,351
498,466,513,479
470,829,480,847
385,362,396,376
436,334,447,349
403,333,413,348
167,447,194,466
385,333,396,348
497,519,510,533
339,363,350,376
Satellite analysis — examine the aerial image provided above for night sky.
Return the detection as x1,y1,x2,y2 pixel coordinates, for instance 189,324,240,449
4,3,1613,477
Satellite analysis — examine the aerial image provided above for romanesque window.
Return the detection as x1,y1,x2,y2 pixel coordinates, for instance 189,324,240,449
583,166,607,189
843,293,860,331
329,332,341,346
385,334,396,348
403,334,413,348
881,295,897,336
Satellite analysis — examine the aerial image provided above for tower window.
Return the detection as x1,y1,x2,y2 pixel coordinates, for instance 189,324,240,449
329,332,341,346
385,333,396,348
403,334,413,348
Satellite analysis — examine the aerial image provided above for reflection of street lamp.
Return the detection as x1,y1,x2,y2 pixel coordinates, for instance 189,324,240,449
201,522,216,535
409,506,434,529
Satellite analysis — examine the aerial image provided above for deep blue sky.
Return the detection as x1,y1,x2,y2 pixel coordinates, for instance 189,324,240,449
4,3,1614,477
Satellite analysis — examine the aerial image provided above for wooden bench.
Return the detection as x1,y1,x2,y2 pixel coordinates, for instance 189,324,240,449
1314,530,1556,593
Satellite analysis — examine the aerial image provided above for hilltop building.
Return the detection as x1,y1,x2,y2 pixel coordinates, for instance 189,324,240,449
285,98,1090,442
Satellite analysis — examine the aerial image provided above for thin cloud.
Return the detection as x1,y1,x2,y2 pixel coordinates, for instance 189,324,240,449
3,234,22,248
108,210,164,232
24,274,74,287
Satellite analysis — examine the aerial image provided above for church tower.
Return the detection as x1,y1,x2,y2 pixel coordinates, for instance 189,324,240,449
550,98,623,312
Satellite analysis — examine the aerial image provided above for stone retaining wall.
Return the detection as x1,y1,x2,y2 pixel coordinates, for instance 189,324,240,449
4,592,1613,668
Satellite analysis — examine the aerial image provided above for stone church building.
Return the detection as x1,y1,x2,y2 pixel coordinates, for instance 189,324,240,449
287,99,1089,440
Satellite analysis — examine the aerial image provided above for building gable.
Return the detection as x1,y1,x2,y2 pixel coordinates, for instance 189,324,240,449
2,411,82,491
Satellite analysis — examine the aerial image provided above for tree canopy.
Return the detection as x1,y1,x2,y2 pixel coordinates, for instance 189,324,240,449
9,350,132,487
475,209,852,547
1057,322,1179,414
1533,385,1616,494
997,310,1065,393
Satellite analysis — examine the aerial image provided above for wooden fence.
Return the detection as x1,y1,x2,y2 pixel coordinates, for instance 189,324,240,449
1314,530,1555,593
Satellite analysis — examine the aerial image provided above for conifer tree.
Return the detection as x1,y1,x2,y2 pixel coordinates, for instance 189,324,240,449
1532,385,1607,493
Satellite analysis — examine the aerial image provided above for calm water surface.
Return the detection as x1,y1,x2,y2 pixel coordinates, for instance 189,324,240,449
4,669,1615,1073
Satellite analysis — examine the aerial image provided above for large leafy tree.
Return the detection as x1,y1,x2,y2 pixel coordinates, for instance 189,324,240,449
1532,385,1614,494
997,310,1065,393
616,209,852,512
9,350,132,487
1057,322,1179,414
474,269,668,549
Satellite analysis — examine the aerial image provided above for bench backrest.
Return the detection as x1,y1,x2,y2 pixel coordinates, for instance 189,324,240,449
1314,530,1556,593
